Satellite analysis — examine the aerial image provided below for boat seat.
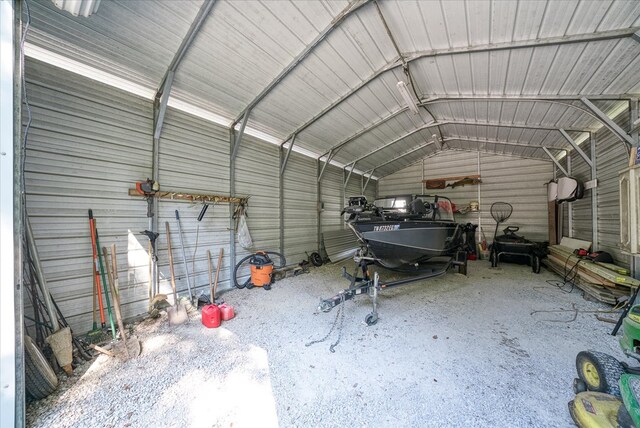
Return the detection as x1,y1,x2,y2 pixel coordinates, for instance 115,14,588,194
409,199,427,215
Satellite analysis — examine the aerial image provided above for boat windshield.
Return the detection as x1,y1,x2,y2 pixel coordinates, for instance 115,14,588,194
373,196,411,213
414,196,456,222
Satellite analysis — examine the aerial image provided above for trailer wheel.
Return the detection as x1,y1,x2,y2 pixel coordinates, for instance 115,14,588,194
576,351,625,396
365,313,378,326
532,255,541,274
24,336,58,400
310,252,323,267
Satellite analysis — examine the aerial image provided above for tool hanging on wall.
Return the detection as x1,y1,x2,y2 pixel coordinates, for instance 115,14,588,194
140,230,159,295
135,178,160,217
166,221,188,325
191,202,214,301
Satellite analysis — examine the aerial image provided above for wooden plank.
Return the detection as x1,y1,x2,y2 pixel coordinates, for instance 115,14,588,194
559,237,592,251
128,189,248,205
550,246,640,288
596,262,630,276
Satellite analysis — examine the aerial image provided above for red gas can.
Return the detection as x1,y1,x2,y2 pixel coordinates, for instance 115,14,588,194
201,304,221,328
219,304,235,321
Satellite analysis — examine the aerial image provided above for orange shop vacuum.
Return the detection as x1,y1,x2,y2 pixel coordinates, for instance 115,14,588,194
233,251,285,291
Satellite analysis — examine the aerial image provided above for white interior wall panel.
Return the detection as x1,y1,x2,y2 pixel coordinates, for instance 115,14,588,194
379,151,553,242
157,108,232,299
320,164,345,233
377,162,423,196
568,148,593,242
479,154,552,242
282,151,318,263
595,115,631,266
24,58,153,332
234,135,281,267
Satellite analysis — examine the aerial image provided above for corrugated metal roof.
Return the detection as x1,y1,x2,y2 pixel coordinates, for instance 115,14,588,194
26,0,640,176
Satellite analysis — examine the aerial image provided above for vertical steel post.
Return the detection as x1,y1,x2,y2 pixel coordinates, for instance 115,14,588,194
316,159,322,254
229,129,236,283
278,144,284,255
1,2,20,425
631,99,639,278
567,152,573,238
590,133,598,252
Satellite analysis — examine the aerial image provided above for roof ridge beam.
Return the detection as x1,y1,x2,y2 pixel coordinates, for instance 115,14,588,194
231,0,371,128
283,27,640,143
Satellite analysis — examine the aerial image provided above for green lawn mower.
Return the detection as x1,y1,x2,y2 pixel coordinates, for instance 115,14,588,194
570,304,640,427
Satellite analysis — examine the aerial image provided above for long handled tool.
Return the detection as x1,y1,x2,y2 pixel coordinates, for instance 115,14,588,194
88,211,106,328
208,250,213,302
213,248,223,303
90,210,117,340
175,210,194,303
166,222,188,325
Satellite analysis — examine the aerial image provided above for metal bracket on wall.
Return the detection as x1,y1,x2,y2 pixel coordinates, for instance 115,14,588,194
280,134,296,176
344,163,356,188
362,169,375,193
559,129,592,167
581,98,634,148
231,110,249,161
318,149,335,182
542,147,568,176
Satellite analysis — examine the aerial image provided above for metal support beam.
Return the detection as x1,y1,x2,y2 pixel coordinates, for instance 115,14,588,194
344,162,356,187
280,134,296,176
229,129,237,282
345,123,438,167
631,98,639,146
320,112,592,164
567,152,573,237
231,110,249,161
590,134,598,251
155,0,216,100
442,137,566,152
364,141,435,174
282,27,639,143
362,169,375,193
1,2,20,424
542,147,568,176
581,97,634,147
317,149,335,182
232,0,371,128
278,144,284,255
153,71,174,139
559,129,593,167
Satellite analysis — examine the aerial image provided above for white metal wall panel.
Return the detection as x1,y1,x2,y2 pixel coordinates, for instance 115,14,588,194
568,149,593,241
157,108,232,300
282,151,318,263
25,58,153,333
595,117,631,266
479,154,553,242
377,162,423,196
234,134,281,264
320,164,344,233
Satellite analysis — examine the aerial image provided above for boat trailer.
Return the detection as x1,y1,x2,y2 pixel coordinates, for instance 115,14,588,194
318,251,467,325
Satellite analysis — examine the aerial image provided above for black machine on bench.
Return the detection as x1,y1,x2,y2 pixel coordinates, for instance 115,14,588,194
318,194,470,325
489,202,546,273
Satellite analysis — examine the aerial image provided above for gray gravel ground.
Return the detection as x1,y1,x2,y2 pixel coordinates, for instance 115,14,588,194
27,260,626,427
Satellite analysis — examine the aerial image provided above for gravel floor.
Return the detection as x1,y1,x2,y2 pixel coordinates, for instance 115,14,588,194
27,260,626,427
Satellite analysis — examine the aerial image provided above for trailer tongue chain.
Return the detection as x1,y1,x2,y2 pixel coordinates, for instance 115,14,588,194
306,293,346,353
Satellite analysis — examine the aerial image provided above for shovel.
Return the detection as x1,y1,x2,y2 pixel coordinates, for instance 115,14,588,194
166,222,188,325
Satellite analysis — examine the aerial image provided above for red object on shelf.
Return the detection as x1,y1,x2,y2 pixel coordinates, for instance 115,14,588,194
219,304,235,321
201,304,221,328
